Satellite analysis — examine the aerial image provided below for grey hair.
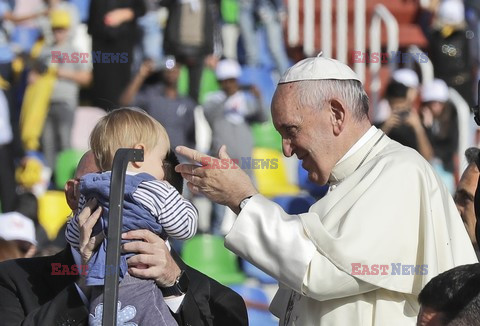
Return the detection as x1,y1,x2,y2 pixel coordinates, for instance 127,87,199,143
292,79,370,121
465,147,480,167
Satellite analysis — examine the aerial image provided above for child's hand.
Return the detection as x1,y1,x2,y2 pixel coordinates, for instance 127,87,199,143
78,198,104,266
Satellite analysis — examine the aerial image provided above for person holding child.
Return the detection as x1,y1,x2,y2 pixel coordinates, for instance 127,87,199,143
65,108,198,325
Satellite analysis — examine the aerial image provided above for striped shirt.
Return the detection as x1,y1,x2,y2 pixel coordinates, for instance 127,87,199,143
66,175,198,250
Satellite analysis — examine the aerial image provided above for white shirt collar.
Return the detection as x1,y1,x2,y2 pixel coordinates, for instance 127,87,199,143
336,126,378,165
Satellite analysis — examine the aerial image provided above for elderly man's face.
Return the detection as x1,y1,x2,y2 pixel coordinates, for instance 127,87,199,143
272,83,336,185
454,163,479,248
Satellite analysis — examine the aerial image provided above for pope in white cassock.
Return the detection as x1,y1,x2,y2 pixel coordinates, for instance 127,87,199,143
175,55,478,325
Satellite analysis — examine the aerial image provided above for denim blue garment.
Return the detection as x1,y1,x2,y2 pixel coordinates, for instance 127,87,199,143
238,0,289,74
81,172,164,286
138,10,163,66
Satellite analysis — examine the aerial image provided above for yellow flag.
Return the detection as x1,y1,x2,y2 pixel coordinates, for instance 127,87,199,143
20,67,57,151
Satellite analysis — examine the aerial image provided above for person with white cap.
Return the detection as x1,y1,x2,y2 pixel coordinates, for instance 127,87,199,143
202,58,266,234
378,79,434,162
0,211,37,259
420,78,458,193
373,68,420,124
392,68,420,104
175,54,477,325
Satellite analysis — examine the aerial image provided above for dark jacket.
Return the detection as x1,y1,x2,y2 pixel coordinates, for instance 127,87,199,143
0,247,248,326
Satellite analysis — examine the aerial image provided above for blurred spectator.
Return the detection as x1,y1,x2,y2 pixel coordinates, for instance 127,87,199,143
161,0,219,103
0,211,37,259
34,9,91,170
40,0,80,47
421,79,458,186
428,0,475,106
203,59,266,234
15,191,49,251
0,1,15,82
238,0,289,75
417,263,480,326
7,0,46,54
88,0,146,110
136,1,164,69
392,68,420,106
0,87,22,212
0,239,22,262
378,80,433,161
120,57,196,151
70,0,90,23
373,68,420,124
454,147,480,258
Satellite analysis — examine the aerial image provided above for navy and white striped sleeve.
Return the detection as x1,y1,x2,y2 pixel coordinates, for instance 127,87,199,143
133,180,198,240
64,195,87,250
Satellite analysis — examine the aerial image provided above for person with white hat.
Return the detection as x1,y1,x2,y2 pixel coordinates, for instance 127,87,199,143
175,54,477,325
0,211,37,259
378,80,434,162
420,78,458,193
202,58,266,234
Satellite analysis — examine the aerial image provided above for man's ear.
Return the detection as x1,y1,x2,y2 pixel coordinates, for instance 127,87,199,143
131,144,145,168
65,179,78,210
329,99,346,135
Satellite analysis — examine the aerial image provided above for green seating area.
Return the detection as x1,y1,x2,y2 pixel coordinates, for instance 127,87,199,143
54,149,85,190
181,234,246,285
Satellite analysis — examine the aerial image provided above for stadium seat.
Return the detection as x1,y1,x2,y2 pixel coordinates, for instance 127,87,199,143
54,149,85,190
251,122,282,153
297,164,330,199
181,234,246,285
252,147,300,197
241,260,277,284
221,0,238,24
37,190,72,240
229,284,277,326
238,65,276,108
198,68,220,104
272,194,317,215
178,67,220,105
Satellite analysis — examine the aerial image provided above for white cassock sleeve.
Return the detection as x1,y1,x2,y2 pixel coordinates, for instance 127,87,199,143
225,194,378,300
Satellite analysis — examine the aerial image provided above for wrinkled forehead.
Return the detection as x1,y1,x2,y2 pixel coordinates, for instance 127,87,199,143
271,84,304,128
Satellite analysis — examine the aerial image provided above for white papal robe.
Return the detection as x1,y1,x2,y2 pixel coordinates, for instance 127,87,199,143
225,128,478,325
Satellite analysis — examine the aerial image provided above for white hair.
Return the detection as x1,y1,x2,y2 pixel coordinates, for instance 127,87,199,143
292,79,369,121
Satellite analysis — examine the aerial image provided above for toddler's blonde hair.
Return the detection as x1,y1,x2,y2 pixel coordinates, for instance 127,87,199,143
90,107,170,171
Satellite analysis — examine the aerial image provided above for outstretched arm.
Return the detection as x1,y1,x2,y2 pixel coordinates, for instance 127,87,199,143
175,145,258,214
